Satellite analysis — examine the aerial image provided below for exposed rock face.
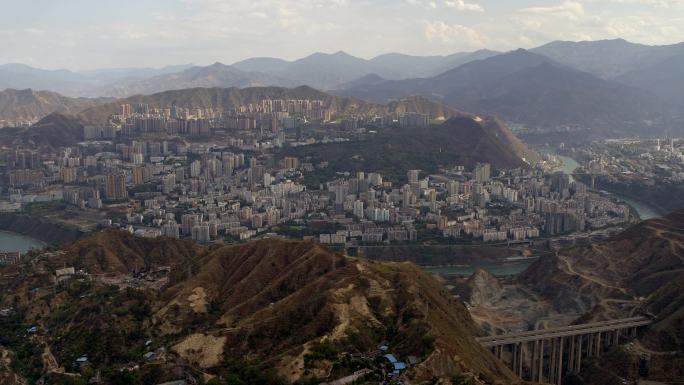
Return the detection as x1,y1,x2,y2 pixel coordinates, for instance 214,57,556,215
466,269,503,307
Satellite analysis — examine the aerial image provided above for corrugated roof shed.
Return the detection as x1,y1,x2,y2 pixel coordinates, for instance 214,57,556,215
383,353,398,363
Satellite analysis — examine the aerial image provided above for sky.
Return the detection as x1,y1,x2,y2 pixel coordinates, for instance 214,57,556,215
1,0,683,70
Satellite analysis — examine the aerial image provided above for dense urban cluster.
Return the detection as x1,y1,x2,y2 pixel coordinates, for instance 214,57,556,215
573,138,684,185
0,102,637,252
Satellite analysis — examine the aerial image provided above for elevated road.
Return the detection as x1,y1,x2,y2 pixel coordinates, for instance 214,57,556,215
477,316,652,347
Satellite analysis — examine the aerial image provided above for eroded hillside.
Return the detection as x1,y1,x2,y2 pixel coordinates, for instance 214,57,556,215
0,231,520,385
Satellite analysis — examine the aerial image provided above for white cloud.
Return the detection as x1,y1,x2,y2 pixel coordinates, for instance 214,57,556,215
582,0,684,8
520,1,584,17
444,0,485,12
3,0,684,69
424,21,489,46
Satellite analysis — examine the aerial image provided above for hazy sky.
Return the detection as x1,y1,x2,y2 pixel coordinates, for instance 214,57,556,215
1,0,683,70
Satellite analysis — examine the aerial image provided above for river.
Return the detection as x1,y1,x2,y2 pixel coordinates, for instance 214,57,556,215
555,155,661,220
424,258,537,277
0,231,46,253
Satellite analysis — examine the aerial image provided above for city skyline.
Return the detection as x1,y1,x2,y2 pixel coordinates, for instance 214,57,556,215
2,0,684,70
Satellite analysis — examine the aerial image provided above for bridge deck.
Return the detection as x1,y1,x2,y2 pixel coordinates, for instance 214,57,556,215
476,317,651,347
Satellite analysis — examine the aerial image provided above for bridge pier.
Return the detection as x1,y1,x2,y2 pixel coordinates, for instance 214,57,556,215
518,342,524,377
556,337,564,385
550,337,557,383
575,335,582,373
538,339,544,382
594,331,602,357
569,334,576,372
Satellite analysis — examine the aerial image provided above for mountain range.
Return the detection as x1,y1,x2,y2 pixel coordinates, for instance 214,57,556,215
0,50,499,98
0,63,193,98
336,48,674,139
3,38,684,139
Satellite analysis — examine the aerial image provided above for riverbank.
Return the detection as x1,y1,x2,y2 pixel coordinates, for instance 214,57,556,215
556,155,667,220
424,257,538,277
358,243,536,266
0,213,84,246
578,176,677,219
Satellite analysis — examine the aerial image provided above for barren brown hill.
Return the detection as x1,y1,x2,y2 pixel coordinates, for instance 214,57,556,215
0,88,109,122
519,209,684,383
0,232,521,385
520,209,684,317
62,229,202,275
285,115,539,186
0,112,86,148
158,238,518,383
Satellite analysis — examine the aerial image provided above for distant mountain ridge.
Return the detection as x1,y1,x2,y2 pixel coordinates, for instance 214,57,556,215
0,50,499,98
0,63,193,97
531,38,684,78
103,50,500,97
4,39,684,138
337,48,675,138
231,49,500,86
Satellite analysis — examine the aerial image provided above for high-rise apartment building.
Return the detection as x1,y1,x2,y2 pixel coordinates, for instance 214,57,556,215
105,172,127,200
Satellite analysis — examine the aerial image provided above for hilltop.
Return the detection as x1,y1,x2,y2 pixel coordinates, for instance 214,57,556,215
0,88,110,122
0,231,520,385
0,112,87,148
61,229,203,275
284,115,538,185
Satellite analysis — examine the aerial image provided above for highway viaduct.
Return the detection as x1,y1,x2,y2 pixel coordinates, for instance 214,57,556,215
476,316,652,385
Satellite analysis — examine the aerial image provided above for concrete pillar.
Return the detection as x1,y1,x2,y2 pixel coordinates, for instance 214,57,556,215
551,339,556,385
575,335,582,372
569,335,576,371
513,343,518,374
538,339,544,383
595,332,602,357
519,343,524,377
587,333,594,357
614,329,619,346
557,337,564,385
532,340,539,382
